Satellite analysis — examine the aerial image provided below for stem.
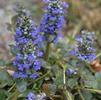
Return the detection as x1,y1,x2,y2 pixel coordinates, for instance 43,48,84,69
28,71,50,86
96,52,101,58
76,86,101,94
50,94,63,99
62,65,73,100
78,89,85,100
63,68,66,85
34,71,50,83
63,89,73,100
83,88,101,94
6,90,19,100
58,61,66,86
8,83,16,92
56,60,73,100
44,42,51,61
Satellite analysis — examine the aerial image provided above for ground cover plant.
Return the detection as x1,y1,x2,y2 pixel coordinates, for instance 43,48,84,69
0,0,101,100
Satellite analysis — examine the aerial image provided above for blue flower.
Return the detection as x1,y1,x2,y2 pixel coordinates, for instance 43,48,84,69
66,68,77,76
15,28,22,36
13,72,27,79
39,0,67,42
62,2,69,8
70,31,96,63
33,65,41,71
26,92,36,100
29,73,39,79
12,8,43,79
26,92,46,100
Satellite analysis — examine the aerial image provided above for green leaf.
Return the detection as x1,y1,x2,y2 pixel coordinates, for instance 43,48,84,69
41,59,51,69
48,84,56,94
67,78,77,89
82,91,92,100
84,74,98,88
53,66,63,87
95,73,101,81
16,80,27,93
9,44,18,55
0,70,13,87
80,67,98,89
0,90,8,100
32,79,43,91
95,73,101,89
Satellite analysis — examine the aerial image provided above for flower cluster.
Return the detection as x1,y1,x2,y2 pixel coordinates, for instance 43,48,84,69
12,7,43,79
26,92,46,100
70,31,96,63
39,0,68,42
26,92,36,100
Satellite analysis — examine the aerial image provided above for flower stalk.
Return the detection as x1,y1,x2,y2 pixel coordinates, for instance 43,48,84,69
44,42,51,61
63,67,66,85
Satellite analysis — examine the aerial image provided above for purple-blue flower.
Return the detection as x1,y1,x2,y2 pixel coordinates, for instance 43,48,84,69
29,73,39,79
12,8,43,79
66,68,77,76
69,31,96,63
26,92,46,100
13,72,27,79
39,0,68,42
26,92,36,100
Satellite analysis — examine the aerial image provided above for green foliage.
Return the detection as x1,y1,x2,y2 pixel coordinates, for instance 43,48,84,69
67,78,77,89
16,80,27,93
53,66,63,87
0,70,13,87
0,90,9,100
95,73,101,89
82,91,93,100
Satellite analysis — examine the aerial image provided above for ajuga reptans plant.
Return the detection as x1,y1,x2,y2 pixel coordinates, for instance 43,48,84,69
39,0,68,42
7,1,101,100
12,7,43,79
70,31,96,63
